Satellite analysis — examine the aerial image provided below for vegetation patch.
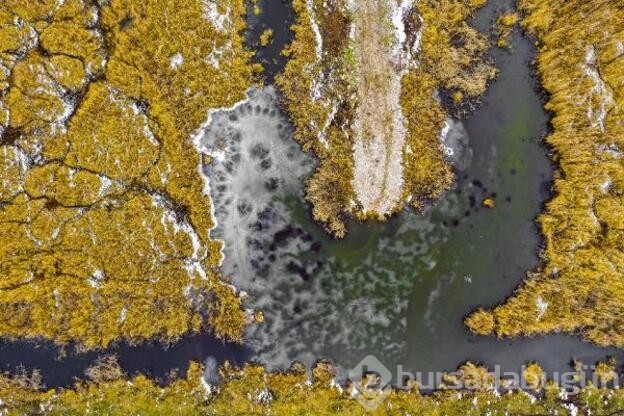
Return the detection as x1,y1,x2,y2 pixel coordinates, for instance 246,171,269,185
466,0,624,347
277,0,496,237
0,0,257,348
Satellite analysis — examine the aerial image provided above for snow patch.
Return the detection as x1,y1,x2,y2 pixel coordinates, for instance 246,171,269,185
89,270,105,289
202,1,231,32
170,53,184,69
536,296,548,320
583,46,615,132
119,307,128,323
305,0,323,59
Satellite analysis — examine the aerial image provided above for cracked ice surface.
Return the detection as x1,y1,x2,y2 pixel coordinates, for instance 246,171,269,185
195,87,316,281
193,88,456,372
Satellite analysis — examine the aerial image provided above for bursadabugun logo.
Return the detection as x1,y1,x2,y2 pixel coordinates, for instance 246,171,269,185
349,354,622,412
348,355,392,411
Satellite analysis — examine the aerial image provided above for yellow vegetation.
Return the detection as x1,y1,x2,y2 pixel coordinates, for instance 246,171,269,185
0,0,257,348
0,360,623,414
464,308,495,335
466,0,624,348
482,197,496,208
259,28,273,47
495,12,519,48
522,362,545,391
594,359,617,385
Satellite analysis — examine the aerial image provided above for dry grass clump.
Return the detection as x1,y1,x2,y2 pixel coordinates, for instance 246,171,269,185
495,12,519,48
85,355,125,383
464,308,495,335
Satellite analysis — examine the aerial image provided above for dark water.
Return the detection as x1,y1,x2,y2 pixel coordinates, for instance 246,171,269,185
402,0,624,378
246,0,295,83
1,0,622,388
0,335,249,386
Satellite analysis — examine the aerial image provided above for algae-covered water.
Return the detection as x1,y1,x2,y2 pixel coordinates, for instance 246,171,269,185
1,0,622,387
230,0,624,379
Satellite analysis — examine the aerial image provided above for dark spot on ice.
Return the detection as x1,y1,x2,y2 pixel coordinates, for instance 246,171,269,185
472,179,483,188
250,143,269,159
265,177,279,191
273,225,295,247
248,238,263,250
452,219,460,227
260,158,272,170
252,221,266,231
286,261,310,281
469,195,476,207
237,201,252,216
257,207,273,222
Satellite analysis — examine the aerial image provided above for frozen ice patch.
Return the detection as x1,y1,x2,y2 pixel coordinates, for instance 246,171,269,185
439,119,472,171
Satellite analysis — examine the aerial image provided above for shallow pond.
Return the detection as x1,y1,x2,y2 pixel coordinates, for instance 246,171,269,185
230,0,624,380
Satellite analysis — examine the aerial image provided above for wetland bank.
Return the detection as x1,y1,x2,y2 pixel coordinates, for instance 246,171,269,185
0,0,624,414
